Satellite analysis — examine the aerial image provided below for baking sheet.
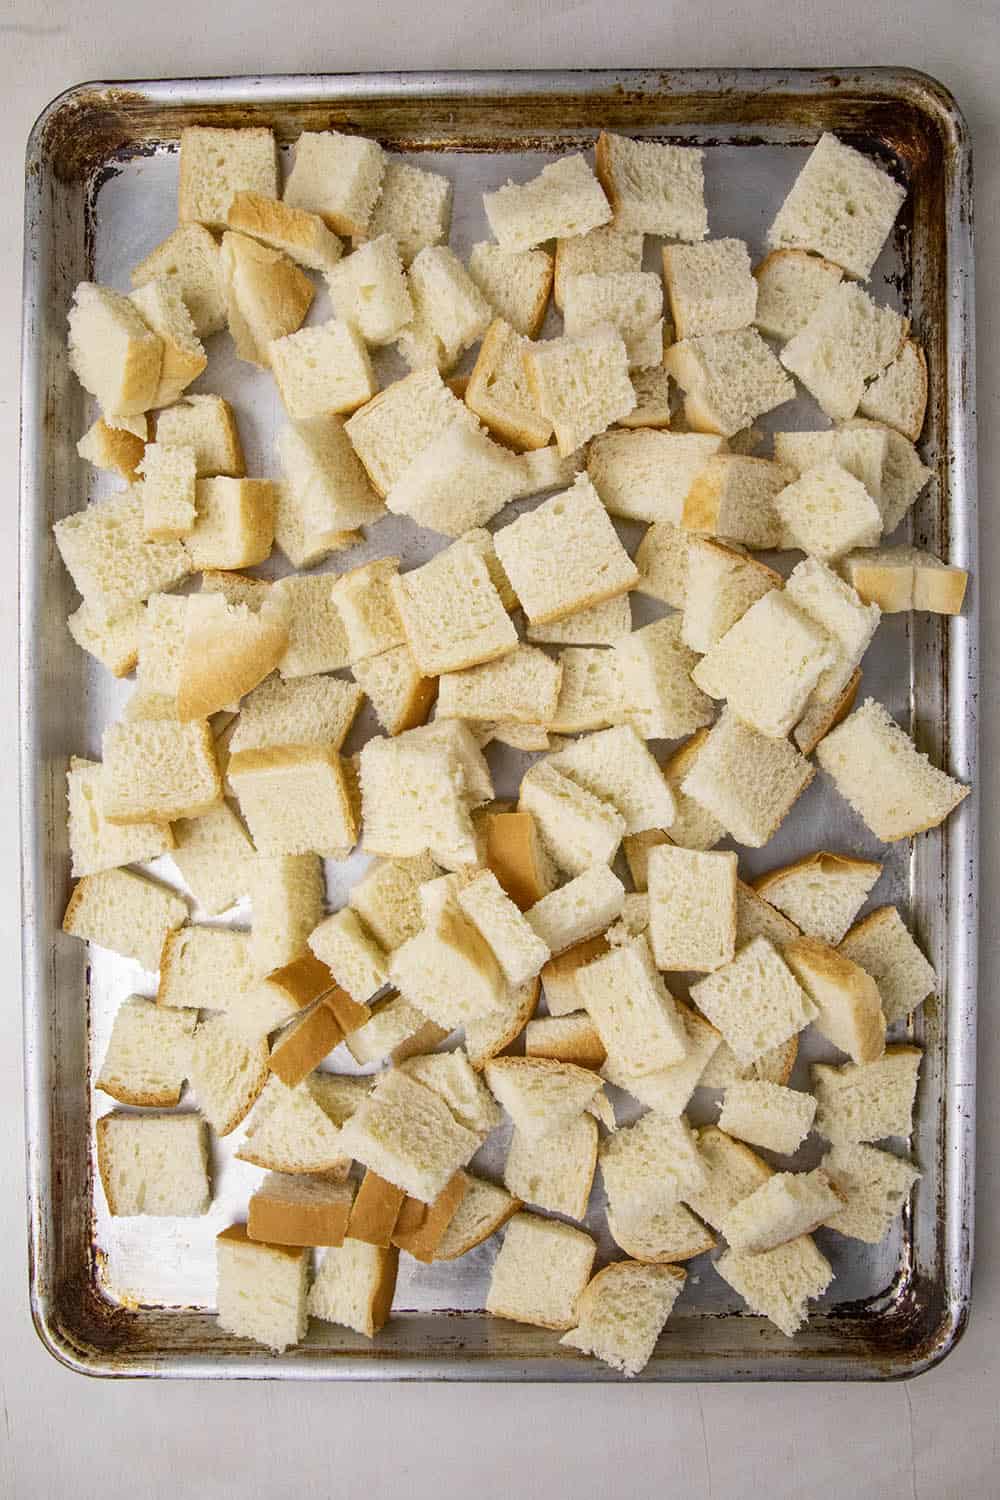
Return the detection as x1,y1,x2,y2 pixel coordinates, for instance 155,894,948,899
20,70,977,1379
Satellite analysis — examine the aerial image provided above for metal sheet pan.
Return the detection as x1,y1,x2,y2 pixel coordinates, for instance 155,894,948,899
19,69,977,1380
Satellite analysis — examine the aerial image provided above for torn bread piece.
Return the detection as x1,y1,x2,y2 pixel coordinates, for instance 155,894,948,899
184,477,276,571
838,906,936,1026
481,809,557,912
176,595,289,721
438,645,561,727
686,1125,773,1231
344,367,479,498
600,1112,707,1223
101,719,221,826
348,1170,407,1247
560,1261,686,1377
139,442,197,542
275,417,382,567
595,132,706,239
528,595,631,648
66,601,145,678
793,669,862,756
775,463,882,562
457,870,551,986
359,731,481,866
784,555,881,706
715,1234,833,1338
67,282,163,416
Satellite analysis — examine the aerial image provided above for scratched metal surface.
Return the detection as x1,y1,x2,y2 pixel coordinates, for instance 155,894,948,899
19,70,977,1379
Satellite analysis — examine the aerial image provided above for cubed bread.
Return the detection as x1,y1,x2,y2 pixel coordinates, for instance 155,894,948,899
184,477,276,570
599,1111,706,1223
129,277,207,407
662,734,728,853
682,454,791,550
358,730,480,864
154,393,245,478
132,222,227,339
526,867,624,956
680,706,815,848
665,329,795,438
547,647,624,735
815,698,969,840
66,757,173,877
158,925,256,1012
595,132,706,239
685,1125,774,1231
486,1211,596,1330
348,863,423,953
721,1168,845,1254
216,1223,309,1353
858,338,928,440
561,270,664,370
267,1001,344,1089
784,555,881,704
634,522,690,609
248,1173,353,1248
614,616,714,741
663,238,756,339
352,644,437,736
494,473,638,624
484,154,611,253
397,245,492,373
308,909,388,1003
347,1170,407,1247
481,809,557,912
523,328,636,455
97,995,196,1107
219,231,314,368
232,954,335,1043
272,575,350,680
553,224,643,310
514,444,586,497
525,1013,607,1070
842,418,932,533
617,362,673,430
344,367,480,498
326,235,413,345
812,1045,922,1144
337,1067,480,1202
227,190,344,272
389,905,507,1030
547,725,674,835
237,1072,364,1176
101,718,221,825
179,126,278,229
518,761,625,877
368,158,452,267
463,977,540,1070
188,1012,270,1135
781,282,907,420
646,844,737,972
391,539,517,675
752,248,844,342
385,421,524,535
269,319,377,419
838,905,936,1025
139,442,197,541
464,319,553,450
503,1113,598,1222
560,1260,685,1377
467,242,553,338
541,935,610,1017
456,869,551,986
527,595,631,648
275,415,383,565
589,429,724,525
248,855,324,976
820,1141,921,1243
390,1172,471,1262
793,668,862,755
601,1003,721,1117
438,645,561,727
97,1111,210,1216
77,415,147,482
690,936,818,1067
681,540,782,655
767,132,906,281
397,1049,502,1139
576,935,688,1075
229,744,356,857
54,488,192,619
774,425,888,503
346,996,446,1068
605,1200,714,1267
176,595,289,721
716,1233,833,1337
283,130,385,237
754,851,882,947
230,675,362,754
783,936,886,1065
67,282,164,416
718,1080,817,1156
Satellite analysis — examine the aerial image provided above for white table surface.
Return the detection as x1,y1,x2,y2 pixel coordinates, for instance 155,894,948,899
2,7,998,1497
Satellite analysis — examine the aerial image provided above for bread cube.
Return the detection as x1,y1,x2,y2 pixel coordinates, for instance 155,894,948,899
247,1173,353,1249
158,925,256,1012
715,1234,833,1337
634,522,690,610
595,132,706,239
560,1261,685,1377
397,245,492,373
503,1114,598,1222
129,277,207,407
614,615,714,740
752,247,844,341
220,231,314,368
722,1169,845,1254
821,1142,921,1243
663,238,756,340
189,1012,270,1135
389,906,508,1029
600,1111,706,1222
484,154,611,253
391,539,517,675
547,725,674,835
519,761,624,877
66,757,173,878
227,190,344,272
601,1002,721,1117
338,1067,480,1202
681,540,781,655
553,224,643,310
247,855,324,977
269,319,377,419
768,132,906,281
858,338,927,441
690,937,818,1067
487,1211,596,1330
284,130,385,237
467,242,553,338
680,707,814,848
67,282,163,416
97,995,196,1107
576,936,688,1075
344,367,480,497
838,905,936,1026
843,419,932,533
275,419,382,566
77,415,147,482
327,235,413,345
754,850,882,948
562,270,664,370
97,1111,209,1216
185,477,276,570
547,647,624,735
368,158,452,267
523,328,636,455
132,222,227,339
269,574,349,679
237,1072,362,1175
216,1223,308,1352
229,744,356,857
267,1001,344,1089
665,328,795,438
101,718,221,826
456,870,551,986
526,866,624,956
784,936,886,1065
55,488,191,619
525,1014,607,1070
178,125,278,228
464,319,553,450
719,1080,817,1157
588,429,722,526
154,393,245,478
438,644,561,727
139,442,197,541
385,421,524,535
527,595,631,649
231,675,362,755
647,844,737,972
781,282,907,420
308,908,388,1003
352,644,437,737
682,454,791,550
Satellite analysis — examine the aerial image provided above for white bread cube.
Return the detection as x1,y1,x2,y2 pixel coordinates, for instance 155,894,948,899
784,936,886,1065
359,729,482,863
618,363,673,430
216,1224,308,1352
842,418,932,533
484,154,611,253
647,844,737,972
504,1114,598,1223
775,463,883,562
397,245,492,373
686,1125,774,1231
527,595,631,648
398,1050,502,1139
463,977,540,1070
226,190,343,272
614,616,714,741
576,935,688,1075
494,473,638,625
308,908,388,1003
231,675,362,755
438,645,561,726
690,937,818,1067
541,935,610,1017
389,906,507,1028
560,1261,685,1377
547,647,624,735
514,444,586,498
562,271,663,370
229,744,356,857
464,319,553,451
702,1029,801,1090
77,415,146,482
715,1235,833,1337
600,1111,706,1223
526,866,624,955
185,477,276,570
820,1142,921,1243
722,1168,845,1254
189,1012,269,1134
589,429,724,525
219,231,314,368
523,328,636,456
692,591,835,740
595,132,706,239
97,1111,209,1216
344,367,479,497
97,995,196,1107
346,994,447,1067
605,1200,713,1266
682,540,781,655
129,277,207,407
768,132,906,280
132,222,227,339
154,394,245,478
680,707,813,848
665,329,795,438
840,546,965,614
858,338,927,440
547,725,674,835
237,1072,364,1175
663,238,756,340
308,1239,398,1337
367,158,452,267
66,757,173,877
634,522,690,609
392,539,516,675
468,243,553,338
67,282,163,416
352,644,436,737
781,282,907,420
55,489,191,619
331,557,407,662
793,668,862,755
275,415,383,563
774,425,887,502
784,556,881,704
457,870,550,986
385,421,524,535
176,594,289,723
662,731,727,852
139,442,197,541
553,224,643,310
101,719,221,826
232,953,334,1044
178,126,277,228
719,1080,816,1157
816,698,969,840
485,1055,602,1141
525,1013,606,1070
270,574,349,679
486,1211,596,1330
518,761,624,877
752,248,843,341
601,1003,721,1118
158,925,255,1012
283,130,385,237
326,235,413,345
839,905,936,1025
269,319,377,419
247,1173,354,1248
338,1067,480,1202
682,454,791,549
480,809,556,913
755,850,882,947
248,855,324,976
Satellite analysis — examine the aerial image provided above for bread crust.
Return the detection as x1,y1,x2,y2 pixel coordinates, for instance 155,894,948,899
176,605,288,721
227,191,342,269
465,320,553,451
754,849,883,901
483,810,553,911
524,1016,607,1070
794,668,862,754
348,1170,407,1246
264,952,338,1007
217,1220,308,1259
392,1172,469,1261
268,1002,344,1088
248,1181,353,1247
324,984,373,1035
784,935,886,1065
